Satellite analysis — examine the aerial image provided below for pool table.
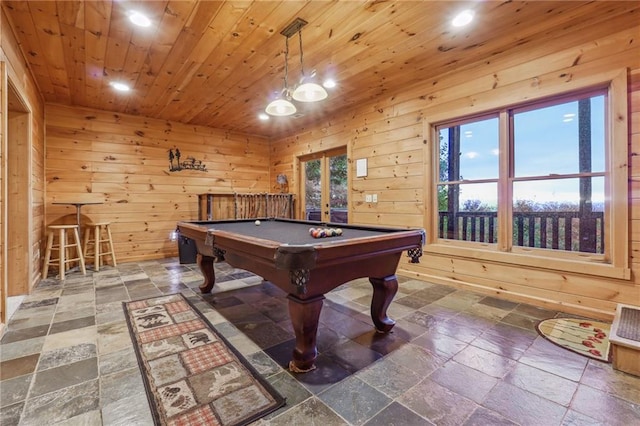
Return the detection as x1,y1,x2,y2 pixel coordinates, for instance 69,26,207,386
177,218,425,372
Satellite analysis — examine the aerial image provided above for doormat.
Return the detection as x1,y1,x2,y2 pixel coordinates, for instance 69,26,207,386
536,317,612,363
123,293,285,425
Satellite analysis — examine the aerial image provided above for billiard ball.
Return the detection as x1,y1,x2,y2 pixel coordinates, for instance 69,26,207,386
255,220,261,226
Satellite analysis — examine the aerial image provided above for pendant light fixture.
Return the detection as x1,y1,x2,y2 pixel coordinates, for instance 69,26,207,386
265,18,329,117
265,35,296,116
292,28,328,102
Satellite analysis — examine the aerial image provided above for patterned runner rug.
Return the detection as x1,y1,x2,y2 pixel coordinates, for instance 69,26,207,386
536,317,612,363
123,293,285,425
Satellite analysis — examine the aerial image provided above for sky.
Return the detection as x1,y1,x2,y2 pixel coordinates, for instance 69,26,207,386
439,94,605,209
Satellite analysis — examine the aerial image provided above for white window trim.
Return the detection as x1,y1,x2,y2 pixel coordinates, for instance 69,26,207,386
424,68,629,280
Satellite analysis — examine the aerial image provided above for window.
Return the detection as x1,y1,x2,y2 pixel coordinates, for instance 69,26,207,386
438,115,499,243
428,72,629,279
511,94,605,253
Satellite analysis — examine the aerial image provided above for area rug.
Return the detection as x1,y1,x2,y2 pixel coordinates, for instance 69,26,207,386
536,317,612,363
123,293,285,425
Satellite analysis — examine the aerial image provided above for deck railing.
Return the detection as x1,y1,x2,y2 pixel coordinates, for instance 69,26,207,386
438,211,604,253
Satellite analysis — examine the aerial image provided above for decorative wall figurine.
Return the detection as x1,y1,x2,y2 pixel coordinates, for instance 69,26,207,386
168,148,207,172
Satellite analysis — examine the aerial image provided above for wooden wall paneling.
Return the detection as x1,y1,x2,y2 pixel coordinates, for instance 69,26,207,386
350,212,423,228
0,60,6,327
45,104,271,262
352,140,423,163
353,146,423,165
353,124,422,148
352,200,423,216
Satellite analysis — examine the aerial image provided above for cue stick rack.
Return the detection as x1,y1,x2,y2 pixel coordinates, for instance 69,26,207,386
197,193,294,220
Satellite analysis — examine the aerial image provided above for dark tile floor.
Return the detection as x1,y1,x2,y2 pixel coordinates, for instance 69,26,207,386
1,258,639,425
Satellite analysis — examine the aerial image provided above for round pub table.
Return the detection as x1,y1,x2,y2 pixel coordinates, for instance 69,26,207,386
52,201,103,242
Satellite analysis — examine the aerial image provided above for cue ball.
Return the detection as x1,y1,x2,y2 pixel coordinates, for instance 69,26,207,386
255,220,261,225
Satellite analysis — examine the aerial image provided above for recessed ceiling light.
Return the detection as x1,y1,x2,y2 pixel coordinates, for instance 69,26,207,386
129,11,151,27
258,113,270,121
110,81,130,92
452,10,475,27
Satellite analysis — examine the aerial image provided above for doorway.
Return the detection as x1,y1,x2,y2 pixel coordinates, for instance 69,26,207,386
6,80,31,304
300,147,348,223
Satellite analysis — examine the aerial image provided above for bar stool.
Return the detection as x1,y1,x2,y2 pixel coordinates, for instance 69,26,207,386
42,224,86,280
83,222,117,271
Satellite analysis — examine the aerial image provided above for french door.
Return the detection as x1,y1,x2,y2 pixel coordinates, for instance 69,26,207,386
300,147,348,223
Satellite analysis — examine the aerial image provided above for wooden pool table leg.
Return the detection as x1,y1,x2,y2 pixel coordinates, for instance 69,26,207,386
196,254,216,293
287,294,325,373
369,275,398,332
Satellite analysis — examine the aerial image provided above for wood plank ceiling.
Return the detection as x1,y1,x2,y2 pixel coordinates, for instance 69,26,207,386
2,1,638,138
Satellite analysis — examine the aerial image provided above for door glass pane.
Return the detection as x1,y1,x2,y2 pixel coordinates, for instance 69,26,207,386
329,154,348,223
305,159,321,221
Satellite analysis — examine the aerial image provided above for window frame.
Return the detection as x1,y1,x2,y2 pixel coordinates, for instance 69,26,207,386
424,69,629,280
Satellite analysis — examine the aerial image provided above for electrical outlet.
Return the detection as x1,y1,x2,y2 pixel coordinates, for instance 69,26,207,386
365,194,372,202
372,194,378,202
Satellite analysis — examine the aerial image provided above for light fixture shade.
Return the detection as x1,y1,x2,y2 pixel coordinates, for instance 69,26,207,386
292,82,328,102
265,98,297,116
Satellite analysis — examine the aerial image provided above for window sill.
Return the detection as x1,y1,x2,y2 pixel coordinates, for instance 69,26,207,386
424,241,631,281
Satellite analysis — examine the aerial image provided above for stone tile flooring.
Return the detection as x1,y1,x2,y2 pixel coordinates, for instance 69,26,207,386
1,258,639,425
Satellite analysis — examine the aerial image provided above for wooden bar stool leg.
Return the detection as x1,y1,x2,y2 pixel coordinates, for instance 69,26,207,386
95,224,101,271
73,226,86,275
42,231,54,279
83,227,90,260
106,224,117,267
58,227,66,280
